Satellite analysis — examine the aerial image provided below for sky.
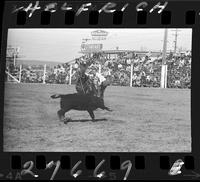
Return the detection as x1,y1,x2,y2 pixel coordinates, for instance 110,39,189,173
7,28,192,63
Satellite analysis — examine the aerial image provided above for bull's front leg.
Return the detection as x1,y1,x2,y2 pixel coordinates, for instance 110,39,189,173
57,109,65,121
87,109,95,122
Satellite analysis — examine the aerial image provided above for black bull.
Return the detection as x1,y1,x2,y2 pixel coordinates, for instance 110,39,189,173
51,78,112,123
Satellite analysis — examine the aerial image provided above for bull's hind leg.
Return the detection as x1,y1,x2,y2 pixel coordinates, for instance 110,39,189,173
57,109,65,121
58,108,72,124
87,110,95,122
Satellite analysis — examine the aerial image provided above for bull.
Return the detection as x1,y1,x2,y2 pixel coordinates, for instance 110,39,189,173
51,77,112,123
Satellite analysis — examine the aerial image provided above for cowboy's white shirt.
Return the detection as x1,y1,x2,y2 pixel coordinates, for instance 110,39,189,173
95,73,106,84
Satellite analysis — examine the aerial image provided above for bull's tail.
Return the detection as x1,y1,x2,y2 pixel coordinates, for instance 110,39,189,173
50,94,62,99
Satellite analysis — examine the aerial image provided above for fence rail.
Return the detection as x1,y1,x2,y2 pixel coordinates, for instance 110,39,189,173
5,60,190,89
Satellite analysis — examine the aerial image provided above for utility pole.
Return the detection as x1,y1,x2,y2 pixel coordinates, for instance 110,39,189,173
171,29,181,54
162,29,168,65
160,29,168,88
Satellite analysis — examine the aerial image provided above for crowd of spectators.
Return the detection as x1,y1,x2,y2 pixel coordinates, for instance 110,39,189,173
6,51,191,89
167,52,191,88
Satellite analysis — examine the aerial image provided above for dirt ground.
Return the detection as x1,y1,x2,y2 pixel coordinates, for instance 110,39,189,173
3,82,191,152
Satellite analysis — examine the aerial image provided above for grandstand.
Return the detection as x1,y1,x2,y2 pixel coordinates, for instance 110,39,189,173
5,29,191,89
5,45,191,89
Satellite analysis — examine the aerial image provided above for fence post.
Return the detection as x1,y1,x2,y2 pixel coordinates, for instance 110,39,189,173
160,64,168,88
164,65,168,88
69,64,72,85
7,67,10,81
13,53,16,67
19,65,22,83
43,64,46,84
130,63,133,87
160,29,168,88
99,64,101,74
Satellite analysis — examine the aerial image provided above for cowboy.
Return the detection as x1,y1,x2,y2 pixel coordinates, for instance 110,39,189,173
93,72,107,96
75,61,96,95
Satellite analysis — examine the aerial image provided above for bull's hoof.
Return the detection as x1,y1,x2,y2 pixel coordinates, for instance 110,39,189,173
63,117,72,124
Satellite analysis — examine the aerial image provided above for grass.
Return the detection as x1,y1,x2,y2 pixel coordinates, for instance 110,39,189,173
3,82,191,152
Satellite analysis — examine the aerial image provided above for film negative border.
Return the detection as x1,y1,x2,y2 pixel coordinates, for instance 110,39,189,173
0,0,200,180
2,0,200,27
0,153,197,180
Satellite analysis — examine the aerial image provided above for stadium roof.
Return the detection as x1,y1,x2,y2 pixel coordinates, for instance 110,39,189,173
80,49,134,54
80,49,163,56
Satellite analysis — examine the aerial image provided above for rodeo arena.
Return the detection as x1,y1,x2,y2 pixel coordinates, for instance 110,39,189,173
4,29,191,152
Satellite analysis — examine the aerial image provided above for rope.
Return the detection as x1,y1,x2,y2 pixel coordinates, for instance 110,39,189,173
80,78,86,94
